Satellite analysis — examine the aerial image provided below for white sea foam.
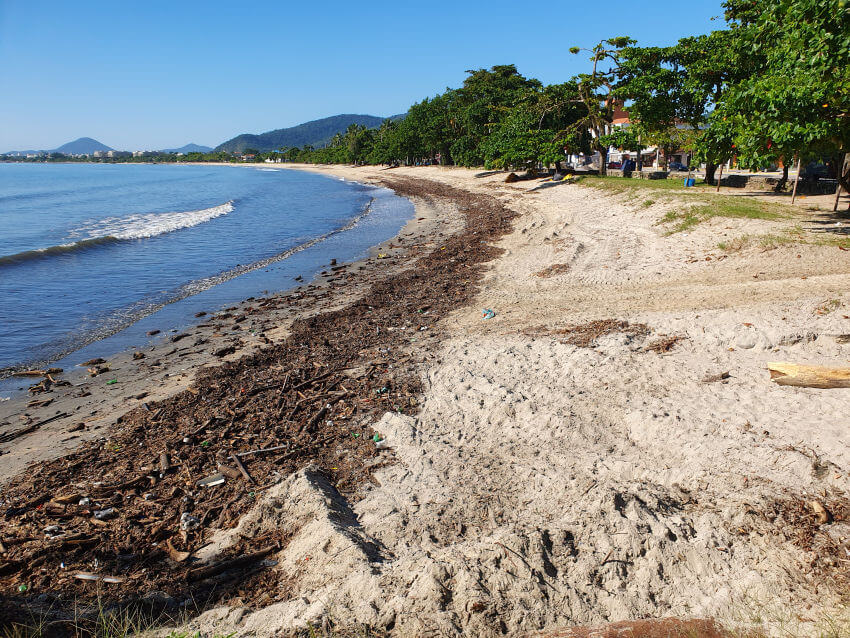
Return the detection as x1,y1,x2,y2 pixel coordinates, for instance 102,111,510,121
72,201,234,241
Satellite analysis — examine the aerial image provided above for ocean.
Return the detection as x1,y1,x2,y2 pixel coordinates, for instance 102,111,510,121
0,163,412,378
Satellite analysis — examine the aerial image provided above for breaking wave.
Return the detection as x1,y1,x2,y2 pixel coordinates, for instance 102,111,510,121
0,200,234,266
0,196,377,378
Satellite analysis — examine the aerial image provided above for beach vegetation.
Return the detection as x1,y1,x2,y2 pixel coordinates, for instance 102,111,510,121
658,197,786,234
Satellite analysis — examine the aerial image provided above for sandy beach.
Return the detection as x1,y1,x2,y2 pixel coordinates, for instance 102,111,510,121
2,165,849,636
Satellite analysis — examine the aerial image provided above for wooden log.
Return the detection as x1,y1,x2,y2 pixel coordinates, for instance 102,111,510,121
767,362,850,388
303,405,328,433
217,464,242,480
291,371,333,391
236,444,289,457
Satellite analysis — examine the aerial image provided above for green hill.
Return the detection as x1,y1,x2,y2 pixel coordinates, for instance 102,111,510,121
215,114,403,153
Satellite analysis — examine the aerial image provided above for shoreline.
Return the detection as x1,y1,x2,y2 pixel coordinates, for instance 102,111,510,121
0,167,457,482
1,165,849,636
0,164,394,381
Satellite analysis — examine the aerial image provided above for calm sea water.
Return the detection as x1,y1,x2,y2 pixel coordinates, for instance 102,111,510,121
0,163,412,375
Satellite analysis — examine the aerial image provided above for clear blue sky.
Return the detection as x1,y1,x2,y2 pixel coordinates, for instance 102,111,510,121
0,0,726,151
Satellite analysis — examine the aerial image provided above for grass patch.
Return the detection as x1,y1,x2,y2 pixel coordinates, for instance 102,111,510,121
579,175,794,234
663,200,786,234
812,234,850,250
663,210,703,233
758,227,805,249
717,226,807,252
714,224,848,253
0,602,206,638
578,175,712,194
717,234,752,252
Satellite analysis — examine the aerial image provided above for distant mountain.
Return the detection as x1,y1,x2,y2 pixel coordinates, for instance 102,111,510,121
4,137,113,156
54,137,113,154
215,114,405,153
160,143,213,153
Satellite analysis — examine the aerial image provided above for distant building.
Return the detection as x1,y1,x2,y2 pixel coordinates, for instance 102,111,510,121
603,103,693,170
241,154,256,162
133,150,146,157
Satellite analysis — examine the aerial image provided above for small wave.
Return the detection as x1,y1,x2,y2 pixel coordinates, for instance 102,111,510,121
0,201,234,267
177,197,375,296
0,236,122,266
71,200,234,240
0,196,378,378
258,168,280,172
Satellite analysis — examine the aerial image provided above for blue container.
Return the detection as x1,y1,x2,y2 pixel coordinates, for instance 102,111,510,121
684,177,696,187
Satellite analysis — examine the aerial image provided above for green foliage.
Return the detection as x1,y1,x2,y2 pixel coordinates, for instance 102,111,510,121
714,0,850,183
293,64,577,169
578,175,790,233
614,0,849,185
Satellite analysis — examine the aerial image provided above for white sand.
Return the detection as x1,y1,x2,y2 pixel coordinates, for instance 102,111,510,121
168,166,849,636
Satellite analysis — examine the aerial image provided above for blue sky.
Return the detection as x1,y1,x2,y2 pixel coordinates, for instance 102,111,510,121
0,0,725,151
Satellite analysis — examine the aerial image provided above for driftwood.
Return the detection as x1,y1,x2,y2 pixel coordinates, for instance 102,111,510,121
230,454,254,483
185,544,277,582
217,464,242,480
767,362,850,388
0,412,69,444
236,445,289,457
304,405,329,433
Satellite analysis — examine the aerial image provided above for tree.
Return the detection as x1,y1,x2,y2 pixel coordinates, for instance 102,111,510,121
481,81,587,171
449,65,542,166
615,29,751,182
714,0,850,190
569,37,634,175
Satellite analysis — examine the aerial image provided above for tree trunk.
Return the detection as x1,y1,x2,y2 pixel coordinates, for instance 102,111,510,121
705,162,717,185
599,147,608,176
775,163,789,192
839,161,850,194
